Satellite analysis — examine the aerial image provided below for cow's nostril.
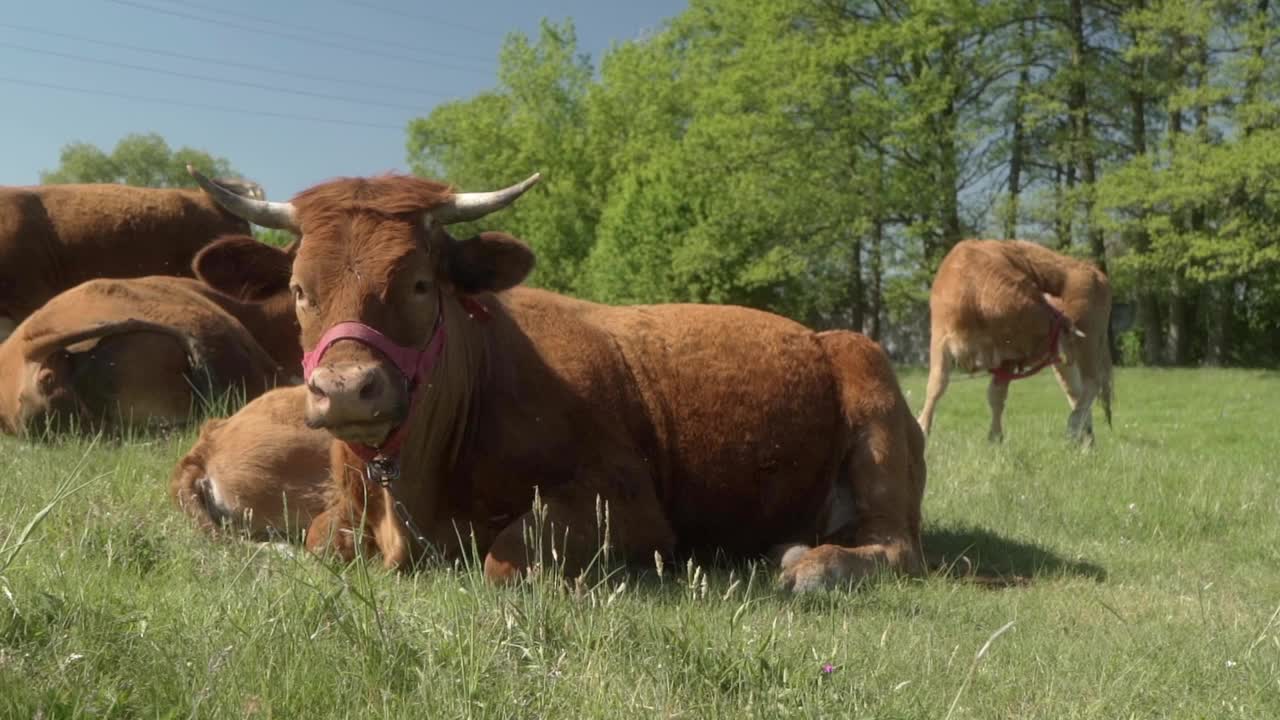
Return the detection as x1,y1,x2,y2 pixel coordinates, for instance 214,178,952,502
357,373,381,401
307,380,326,400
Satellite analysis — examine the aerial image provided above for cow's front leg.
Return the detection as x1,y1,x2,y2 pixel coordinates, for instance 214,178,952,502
482,500,601,584
483,482,676,585
303,445,409,567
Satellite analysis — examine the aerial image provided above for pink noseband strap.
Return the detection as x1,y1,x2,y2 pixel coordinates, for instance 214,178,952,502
301,321,445,385
301,311,446,462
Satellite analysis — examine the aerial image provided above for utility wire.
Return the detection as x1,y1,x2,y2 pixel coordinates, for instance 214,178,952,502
340,0,506,40
103,0,496,76
0,40,437,112
163,0,499,65
0,21,446,99
0,74,404,131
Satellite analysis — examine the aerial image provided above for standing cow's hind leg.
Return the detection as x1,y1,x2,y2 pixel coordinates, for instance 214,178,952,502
1052,361,1095,446
916,334,952,437
987,378,1009,443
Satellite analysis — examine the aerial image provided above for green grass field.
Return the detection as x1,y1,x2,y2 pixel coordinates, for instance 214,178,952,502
1,368,1277,718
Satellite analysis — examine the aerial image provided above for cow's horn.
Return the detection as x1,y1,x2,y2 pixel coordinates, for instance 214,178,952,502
429,172,541,225
188,165,300,232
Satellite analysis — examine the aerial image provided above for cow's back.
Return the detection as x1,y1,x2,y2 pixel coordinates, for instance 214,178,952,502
0,185,249,330
20,185,248,279
19,277,282,419
504,289,844,553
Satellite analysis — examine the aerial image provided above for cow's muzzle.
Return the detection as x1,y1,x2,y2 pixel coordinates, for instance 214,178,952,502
301,316,445,456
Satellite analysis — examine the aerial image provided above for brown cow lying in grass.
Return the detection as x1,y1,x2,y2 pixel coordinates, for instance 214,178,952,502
171,385,331,538
0,180,263,340
916,239,1113,444
0,236,300,436
191,167,926,593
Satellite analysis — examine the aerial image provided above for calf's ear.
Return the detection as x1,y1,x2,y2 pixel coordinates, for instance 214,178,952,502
447,231,535,294
194,235,294,301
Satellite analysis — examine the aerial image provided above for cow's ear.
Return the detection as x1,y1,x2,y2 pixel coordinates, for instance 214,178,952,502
447,231,535,294
194,235,294,301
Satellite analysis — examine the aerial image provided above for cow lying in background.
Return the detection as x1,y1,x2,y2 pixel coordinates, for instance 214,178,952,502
171,385,331,538
0,180,263,340
0,243,300,436
916,239,1113,444
191,167,926,593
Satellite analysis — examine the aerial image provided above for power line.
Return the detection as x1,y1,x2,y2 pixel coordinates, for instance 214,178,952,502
0,40,435,112
0,74,404,131
163,0,499,65
103,0,497,77
340,0,506,40
0,21,445,99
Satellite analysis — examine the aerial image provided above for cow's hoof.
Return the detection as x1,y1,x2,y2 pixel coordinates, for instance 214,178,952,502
776,545,858,594
770,542,811,571
987,430,1004,443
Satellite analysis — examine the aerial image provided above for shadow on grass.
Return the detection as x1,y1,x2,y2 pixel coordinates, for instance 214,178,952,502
924,524,1106,589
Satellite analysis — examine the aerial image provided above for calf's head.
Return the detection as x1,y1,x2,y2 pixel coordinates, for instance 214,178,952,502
189,167,537,449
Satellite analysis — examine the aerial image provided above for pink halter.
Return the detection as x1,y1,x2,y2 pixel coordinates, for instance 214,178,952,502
301,321,445,386
302,312,446,461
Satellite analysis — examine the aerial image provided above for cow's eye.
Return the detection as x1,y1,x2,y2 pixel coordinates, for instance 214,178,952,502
413,280,430,295
291,284,308,304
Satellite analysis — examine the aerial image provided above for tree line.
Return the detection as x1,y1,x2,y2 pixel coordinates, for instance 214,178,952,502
407,0,1279,366
38,0,1280,366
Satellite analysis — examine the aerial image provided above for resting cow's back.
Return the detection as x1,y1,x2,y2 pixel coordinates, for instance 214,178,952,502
595,300,841,552
0,276,284,435
0,184,249,335
479,288,843,555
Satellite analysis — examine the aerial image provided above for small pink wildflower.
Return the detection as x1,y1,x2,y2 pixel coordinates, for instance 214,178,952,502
821,663,836,675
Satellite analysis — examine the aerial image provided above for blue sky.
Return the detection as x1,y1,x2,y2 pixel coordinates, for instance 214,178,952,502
2,0,686,198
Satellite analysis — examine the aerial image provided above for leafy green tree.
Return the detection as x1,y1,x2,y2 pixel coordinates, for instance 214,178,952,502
40,132,236,188
406,0,1280,366
407,20,598,293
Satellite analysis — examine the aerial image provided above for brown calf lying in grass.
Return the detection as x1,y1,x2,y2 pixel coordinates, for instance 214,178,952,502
170,385,332,539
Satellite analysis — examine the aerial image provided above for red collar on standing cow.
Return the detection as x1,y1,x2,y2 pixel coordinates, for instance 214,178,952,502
990,303,1068,386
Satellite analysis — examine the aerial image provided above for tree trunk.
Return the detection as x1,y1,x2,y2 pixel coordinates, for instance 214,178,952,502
1126,5,1165,365
1166,32,1192,365
1241,0,1270,137
1190,36,1217,364
868,217,884,341
848,233,865,332
938,94,963,250
1005,20,1031,239
1067,0,1106,271
937,33,963,252
1054,155,1076,250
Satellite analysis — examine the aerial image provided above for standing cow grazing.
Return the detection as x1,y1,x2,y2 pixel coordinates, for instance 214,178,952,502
189,166,926,593
916,239,1113,444
0,181,262,339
